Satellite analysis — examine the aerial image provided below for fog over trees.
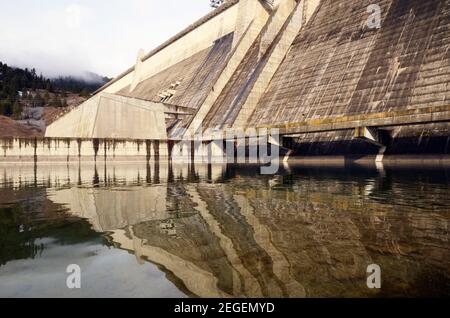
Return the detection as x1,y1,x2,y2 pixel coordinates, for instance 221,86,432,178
0,61,110,117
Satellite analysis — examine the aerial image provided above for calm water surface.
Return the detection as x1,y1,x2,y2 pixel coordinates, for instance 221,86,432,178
0,162,449,298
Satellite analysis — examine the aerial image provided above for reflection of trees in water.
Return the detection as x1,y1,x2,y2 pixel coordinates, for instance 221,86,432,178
0,206,46,266
0,189,109,266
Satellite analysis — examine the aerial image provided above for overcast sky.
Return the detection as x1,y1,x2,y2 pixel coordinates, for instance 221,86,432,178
0,0,212,78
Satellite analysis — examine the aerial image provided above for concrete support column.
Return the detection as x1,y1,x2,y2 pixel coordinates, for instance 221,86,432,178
211,140,226,163
236,137,247,163
225,138,236,163
157,141,168,159
233,0,260,47
171,140,192,163
303,0,321,24
186,0,270,135
233,0,309,128
192,140,206,163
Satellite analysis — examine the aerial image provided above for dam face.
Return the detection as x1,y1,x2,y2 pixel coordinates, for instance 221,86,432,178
248,0,450,159
2,0,449,163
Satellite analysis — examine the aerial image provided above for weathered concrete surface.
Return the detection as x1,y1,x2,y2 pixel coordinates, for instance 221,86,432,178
201,0,321,131
232,0,309,128
0,138,168,162
186,0,272,135
117,33,234,115
251,0,450,125
257,105,450,135
45,93,167,140
100,0,241,95
191,0,322,133
202,0,300,130
247,0,450,156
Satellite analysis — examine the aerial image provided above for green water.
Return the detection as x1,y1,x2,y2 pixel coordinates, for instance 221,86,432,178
0,162,449,298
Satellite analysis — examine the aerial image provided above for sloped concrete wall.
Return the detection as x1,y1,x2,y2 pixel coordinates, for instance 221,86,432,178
103,1,241,95
45,93,167,140
117,33,235,111
248,0,450,156
93,95,167,139
45,98,98,139
203,0,320,130
186,0,271,134
251,0,450,124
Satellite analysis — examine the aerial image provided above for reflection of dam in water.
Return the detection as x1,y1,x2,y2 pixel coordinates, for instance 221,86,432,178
0,162,226,188
1,163,448,297
47,186,167,233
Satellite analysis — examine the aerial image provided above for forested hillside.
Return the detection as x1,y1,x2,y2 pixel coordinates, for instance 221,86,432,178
0,61,110,118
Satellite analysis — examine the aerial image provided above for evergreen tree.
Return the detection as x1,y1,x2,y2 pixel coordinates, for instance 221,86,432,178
45,80,53,93
43,91,50,103
12,100,22,119
22,90,28,101
1,97,13,116
79,89,89,97
51,94,61,107
0,101,5,116
33,92,45,107
0,61,109,117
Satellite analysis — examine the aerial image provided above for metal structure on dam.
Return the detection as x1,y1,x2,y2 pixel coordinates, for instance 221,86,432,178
1,0,449,163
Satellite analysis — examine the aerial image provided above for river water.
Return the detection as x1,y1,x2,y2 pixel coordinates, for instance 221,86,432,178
0,162,448,298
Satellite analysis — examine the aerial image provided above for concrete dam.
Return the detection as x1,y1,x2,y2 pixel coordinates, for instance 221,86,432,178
1,0,449,163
